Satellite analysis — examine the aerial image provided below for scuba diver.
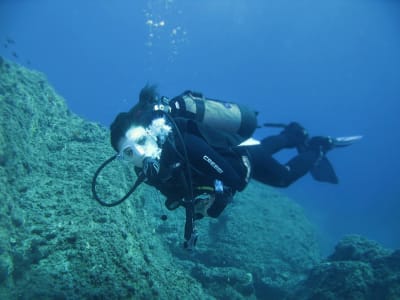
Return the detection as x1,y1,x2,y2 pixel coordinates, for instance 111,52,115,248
92,85,361,249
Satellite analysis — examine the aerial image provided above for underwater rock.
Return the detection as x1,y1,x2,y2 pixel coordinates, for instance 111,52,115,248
0,57,207,300
329,234,393,262
163,181,321,299
191,264,255,296
0,254,12,284
2,56,397,300
290,235,400,300
0,55,320,299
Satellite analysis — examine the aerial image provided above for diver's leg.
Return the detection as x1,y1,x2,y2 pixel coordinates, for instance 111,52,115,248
261,122,308,155
248,146,320,187
259,135,290,155
283,151,321,185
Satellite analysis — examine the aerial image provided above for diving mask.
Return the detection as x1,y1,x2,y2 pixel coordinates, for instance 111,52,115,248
118,117,171,167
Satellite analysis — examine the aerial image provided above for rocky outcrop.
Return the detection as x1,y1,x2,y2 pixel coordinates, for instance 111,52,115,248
161,183,321,299
0,56,208,299
290,235,400,300
0,57,322,299
2,57,397,300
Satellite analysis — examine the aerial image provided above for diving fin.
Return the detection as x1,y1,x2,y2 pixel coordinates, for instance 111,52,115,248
332,135,363,147
310,156,338,184
310,135,362,184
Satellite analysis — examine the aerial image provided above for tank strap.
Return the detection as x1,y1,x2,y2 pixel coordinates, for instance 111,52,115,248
181,93,205,122
194,98,205,122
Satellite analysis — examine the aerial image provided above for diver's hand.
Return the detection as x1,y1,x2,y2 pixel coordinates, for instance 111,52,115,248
143,157,160,179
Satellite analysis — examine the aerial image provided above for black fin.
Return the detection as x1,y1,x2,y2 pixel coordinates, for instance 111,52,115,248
311,156,338,184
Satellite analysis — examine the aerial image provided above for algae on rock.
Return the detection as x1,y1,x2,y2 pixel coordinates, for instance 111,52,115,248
0,57,208,300
4,56,395,300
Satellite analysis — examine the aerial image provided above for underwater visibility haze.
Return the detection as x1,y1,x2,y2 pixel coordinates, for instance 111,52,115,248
1,0,400,298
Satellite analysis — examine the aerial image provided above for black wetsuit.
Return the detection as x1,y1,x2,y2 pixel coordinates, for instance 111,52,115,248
147,117,321,197
145,118,248,201
246,134,320,187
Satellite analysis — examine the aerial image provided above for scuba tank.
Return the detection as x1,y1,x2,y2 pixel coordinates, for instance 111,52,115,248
168,91,258,140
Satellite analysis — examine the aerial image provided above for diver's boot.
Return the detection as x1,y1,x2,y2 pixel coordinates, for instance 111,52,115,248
260,122,309,155
306,136,335,156
280,122,309,148
294,136,338,183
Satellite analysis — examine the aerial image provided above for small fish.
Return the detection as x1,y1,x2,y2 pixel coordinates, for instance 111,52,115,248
6,37,15,44
12,51,18,58
3,43,8,48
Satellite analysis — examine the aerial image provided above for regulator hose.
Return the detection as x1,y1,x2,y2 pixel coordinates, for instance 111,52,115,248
91,154,145,207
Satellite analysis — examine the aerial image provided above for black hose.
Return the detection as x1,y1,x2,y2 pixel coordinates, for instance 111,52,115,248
162,112,196,242
91,154,145,207
262,122,287,128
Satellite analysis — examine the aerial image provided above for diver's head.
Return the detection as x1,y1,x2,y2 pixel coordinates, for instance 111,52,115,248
118,125,160,167
110,112,172,168
110,84,172,167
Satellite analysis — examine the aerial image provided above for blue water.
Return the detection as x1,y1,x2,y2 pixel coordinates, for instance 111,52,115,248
2,0,399,253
